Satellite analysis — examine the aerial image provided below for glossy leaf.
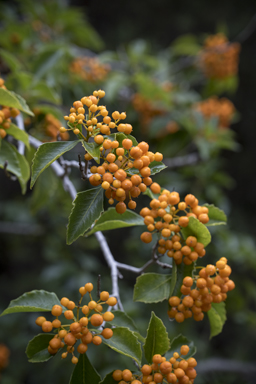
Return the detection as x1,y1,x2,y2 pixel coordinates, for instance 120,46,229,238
165,334,196,360
128,161,167,176
0,290,62,316
99,372,117,384
67,187,104,244
7,123,30,148
26,334,53,363
0,48,23,71
133,273,173,303
102,327,142,365
144,312,170,363
30,140,80,188
82,141,101,164
107,310,144,342
69,354,101,384
172,262,195,297
204,204,227,226
85,208,144,236
143,187,160,200
0,88,34,116
207,302,227,339
0,140,30,194
181,216,211,247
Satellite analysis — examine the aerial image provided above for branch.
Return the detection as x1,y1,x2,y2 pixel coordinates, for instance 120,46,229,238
163,153,199,168
28,134,123,310
15,114,26,155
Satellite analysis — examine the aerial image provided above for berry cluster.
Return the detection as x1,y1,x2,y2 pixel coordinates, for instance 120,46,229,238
35,283,116,364
0,344,10,372
0,78,20,139
70,56,110,82
140,191,208,265
60,91,163,214
26,111,69,142
195,97,235,129
132,93,179,137
168,258,235,323
113,347,197,384
200,33,240,79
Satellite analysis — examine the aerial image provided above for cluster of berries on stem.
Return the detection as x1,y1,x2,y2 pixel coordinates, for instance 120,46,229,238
59,90,163,214
200,33,240,79
113,346,197,384
0,78,20,139
35,283,116,364
195,97,235,129
140,192,208,265
168,258,235,322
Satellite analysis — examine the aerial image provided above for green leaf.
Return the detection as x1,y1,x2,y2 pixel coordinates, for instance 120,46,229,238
169,262,178,297
69,354,101,384
99,372,117,384
26,334,54,363
0,140,30,194
133,273,173,303
102,327,142,365
165,334,196,360
128,161,167,176
204,204,227,226
144,312,170,363
207,302,227,339
82,141,101,164
85,208,144,236
0,48,23,71
67,187,104,245
143,187,160,200
7,123,30,149
0,88,34,116
108,310,144,342
181,216,211,247
172,263,195,297
0,290,62,316
116,133,138,147
30,140,80,188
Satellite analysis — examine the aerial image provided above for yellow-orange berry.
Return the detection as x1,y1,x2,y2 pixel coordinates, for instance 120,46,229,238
90,314,103,327
101,328,113,339
35,316,46,326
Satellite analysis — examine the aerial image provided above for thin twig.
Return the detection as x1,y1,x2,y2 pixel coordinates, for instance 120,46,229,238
15,114,25,155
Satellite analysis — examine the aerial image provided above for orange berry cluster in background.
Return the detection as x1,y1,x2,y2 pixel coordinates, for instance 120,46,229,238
70,56,110,82
200,33,240,79
0,78,20,139
195,97,235,128
25,111,69,142
60,90,164,214
35,283,116,364
0,344,10,372
140,191,208,265
113,347,197,384
168,258,235,323
132,93,179,136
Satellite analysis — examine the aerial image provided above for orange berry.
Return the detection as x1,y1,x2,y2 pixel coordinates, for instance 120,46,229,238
51,305,62,317
35,316,46,326
115,202,126,214
140,232,152,243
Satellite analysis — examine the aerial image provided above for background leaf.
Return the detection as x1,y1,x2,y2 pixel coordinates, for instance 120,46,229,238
102,327,142,365
85,208,144,236
67,187,104,244
0,88,34,116
181,216,211,247
0,290,62,316
165,334,197,360
143,312,170,363
207,302,227,339
26,334,54,363
0,140,30,194
30,140,80,188
69,353,101,384
133,273,173,303
7,123,30,148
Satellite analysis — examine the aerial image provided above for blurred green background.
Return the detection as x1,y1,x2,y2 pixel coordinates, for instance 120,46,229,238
0,0,256,383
